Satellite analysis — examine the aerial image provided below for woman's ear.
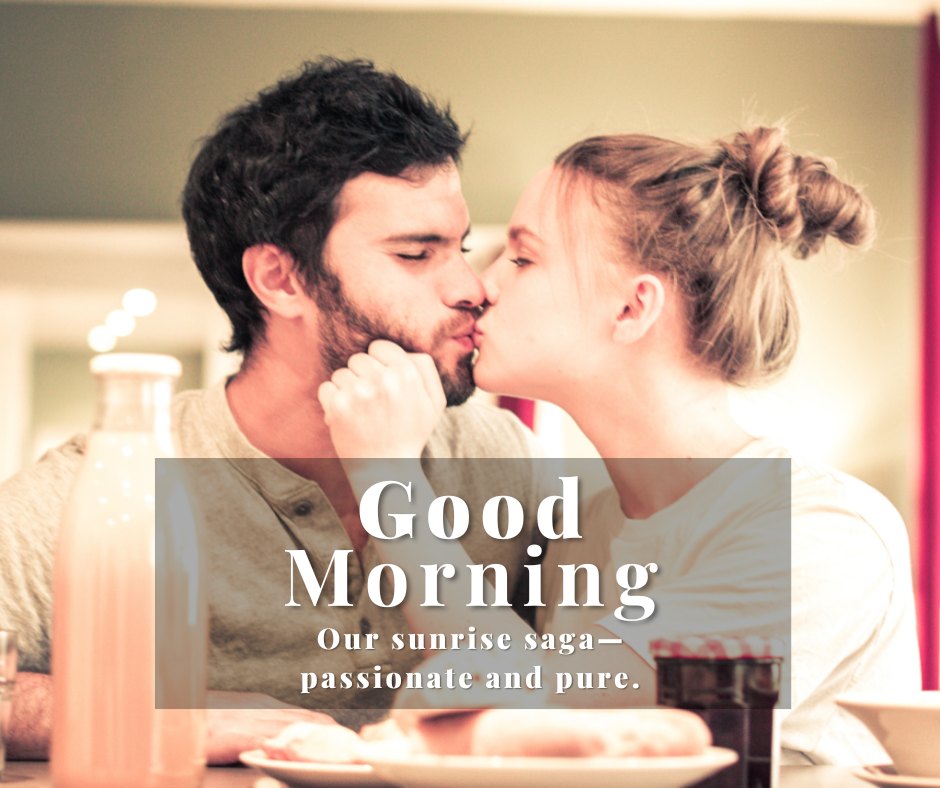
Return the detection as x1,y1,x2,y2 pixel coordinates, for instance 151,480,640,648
242,244,307,318
612,273,666,344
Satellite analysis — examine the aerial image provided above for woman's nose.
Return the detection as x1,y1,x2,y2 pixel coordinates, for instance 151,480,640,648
480,255,503,305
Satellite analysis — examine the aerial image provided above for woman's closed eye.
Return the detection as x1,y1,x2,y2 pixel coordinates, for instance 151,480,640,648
509,257,534,268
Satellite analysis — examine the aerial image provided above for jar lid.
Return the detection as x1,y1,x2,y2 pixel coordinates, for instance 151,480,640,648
90,353,182,378
650,635,788,659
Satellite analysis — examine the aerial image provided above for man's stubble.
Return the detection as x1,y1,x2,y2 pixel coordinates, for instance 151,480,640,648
312,265,475,407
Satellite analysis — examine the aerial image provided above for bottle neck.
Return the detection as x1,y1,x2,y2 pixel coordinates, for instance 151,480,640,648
93,373,175,436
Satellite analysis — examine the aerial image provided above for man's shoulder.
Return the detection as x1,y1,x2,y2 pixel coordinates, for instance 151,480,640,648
172,384,215,422
171,383,230,458
427,396,540,459
0,434,87,511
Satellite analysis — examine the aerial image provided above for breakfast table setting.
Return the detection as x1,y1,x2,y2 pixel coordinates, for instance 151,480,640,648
3,761,896,788
3,693,936,788
0,762,897,787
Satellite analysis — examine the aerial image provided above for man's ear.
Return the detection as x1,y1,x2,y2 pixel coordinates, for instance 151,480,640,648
242,244,307,318
612,273,666,344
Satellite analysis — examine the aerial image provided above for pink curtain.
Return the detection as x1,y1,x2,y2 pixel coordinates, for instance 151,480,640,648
918,12,940,691
497,396,536,431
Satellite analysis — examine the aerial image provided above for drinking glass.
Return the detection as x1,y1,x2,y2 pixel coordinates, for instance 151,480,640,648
0,630,17,780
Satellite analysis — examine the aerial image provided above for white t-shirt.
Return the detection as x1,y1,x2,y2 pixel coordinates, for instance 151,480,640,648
536,439,920,765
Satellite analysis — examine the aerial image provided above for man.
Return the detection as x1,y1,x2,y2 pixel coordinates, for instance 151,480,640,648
0,57,544,763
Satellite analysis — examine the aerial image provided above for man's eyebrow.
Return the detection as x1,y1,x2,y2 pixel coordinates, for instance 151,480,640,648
382,227,472,244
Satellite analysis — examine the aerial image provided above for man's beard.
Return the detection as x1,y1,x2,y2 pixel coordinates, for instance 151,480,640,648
312,267,475,407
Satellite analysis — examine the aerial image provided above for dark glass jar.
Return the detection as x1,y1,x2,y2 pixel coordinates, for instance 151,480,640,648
653,637,784,788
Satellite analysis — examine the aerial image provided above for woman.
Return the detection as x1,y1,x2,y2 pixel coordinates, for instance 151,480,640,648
319,126,920,765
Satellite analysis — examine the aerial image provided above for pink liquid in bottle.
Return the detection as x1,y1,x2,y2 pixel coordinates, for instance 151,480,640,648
51,354,206,788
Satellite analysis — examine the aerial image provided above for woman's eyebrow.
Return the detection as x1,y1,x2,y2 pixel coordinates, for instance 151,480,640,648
508,226,543,246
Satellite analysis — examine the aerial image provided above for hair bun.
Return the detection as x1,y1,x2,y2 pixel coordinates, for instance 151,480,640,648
718,125,874,259
791,153,875,258
719,126,803,245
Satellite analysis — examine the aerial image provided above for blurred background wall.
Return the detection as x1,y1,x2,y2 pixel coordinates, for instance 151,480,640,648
0,3,922,529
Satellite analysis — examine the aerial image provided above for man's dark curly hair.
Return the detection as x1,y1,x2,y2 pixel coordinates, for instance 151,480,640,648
181,57,467,357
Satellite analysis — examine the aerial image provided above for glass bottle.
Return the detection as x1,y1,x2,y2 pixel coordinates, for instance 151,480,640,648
51,353,207,788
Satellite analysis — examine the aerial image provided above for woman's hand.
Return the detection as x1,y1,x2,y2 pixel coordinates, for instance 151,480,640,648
318,339,447,460
205,691,341,765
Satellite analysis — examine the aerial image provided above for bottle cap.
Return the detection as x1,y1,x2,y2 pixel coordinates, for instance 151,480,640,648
90,353,182,378
650,635,788,660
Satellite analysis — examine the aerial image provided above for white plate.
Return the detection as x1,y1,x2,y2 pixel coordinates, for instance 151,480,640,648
239,749,396,787
853,765,940,788
365,746,738,788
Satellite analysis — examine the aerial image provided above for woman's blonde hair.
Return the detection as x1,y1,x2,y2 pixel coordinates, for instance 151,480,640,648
555,126,875,385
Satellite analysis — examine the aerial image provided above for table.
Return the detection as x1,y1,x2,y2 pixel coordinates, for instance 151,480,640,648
1,762,870,786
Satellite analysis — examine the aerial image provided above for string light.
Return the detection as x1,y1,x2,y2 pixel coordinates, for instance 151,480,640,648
87,325,117,353
86,289,158,351
105,309,135,337
122,288,157,317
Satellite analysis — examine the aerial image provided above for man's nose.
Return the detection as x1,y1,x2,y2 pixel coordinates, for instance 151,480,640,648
443,255,486,309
